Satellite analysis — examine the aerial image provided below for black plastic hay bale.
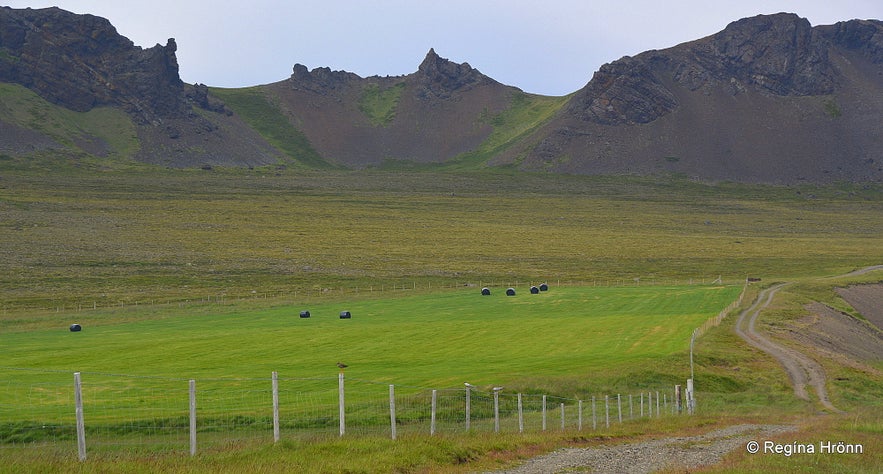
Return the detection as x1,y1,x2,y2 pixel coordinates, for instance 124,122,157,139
530,286,539,294
300,311,311,318
539,283,549,291
506,288,516,296
481,287,491,296
69,324,82,332
339,311,352,319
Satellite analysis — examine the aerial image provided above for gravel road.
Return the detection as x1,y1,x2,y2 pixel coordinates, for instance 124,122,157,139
488,424,796,473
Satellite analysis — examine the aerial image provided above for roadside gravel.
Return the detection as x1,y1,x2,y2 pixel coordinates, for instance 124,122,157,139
488,424,796,473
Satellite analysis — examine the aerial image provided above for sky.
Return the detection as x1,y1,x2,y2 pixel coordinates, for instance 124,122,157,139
5,1,883,96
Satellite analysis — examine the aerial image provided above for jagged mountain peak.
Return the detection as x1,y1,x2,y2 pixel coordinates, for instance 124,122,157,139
415,48,498,97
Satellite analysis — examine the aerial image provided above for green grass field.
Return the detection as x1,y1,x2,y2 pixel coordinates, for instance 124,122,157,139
1,168,881,472
1,284,740,420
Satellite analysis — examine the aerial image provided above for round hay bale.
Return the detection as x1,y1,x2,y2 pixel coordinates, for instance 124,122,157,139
481,287,491,296
339,311,352,319
506,288,516,296
539,283,549,291
530,286,539,294
69,324,82,332
299,310,311,318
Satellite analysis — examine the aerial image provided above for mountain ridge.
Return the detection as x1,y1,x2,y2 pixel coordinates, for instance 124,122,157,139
2,7,882,183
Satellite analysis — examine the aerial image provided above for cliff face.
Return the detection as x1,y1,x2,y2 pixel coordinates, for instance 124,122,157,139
504,13,883,183
0,6,284,167
0,6,186,123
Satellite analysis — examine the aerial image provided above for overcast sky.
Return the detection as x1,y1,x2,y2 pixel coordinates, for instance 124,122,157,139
5,1,883,95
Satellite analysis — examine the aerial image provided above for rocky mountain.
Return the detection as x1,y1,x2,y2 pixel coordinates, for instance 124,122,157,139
502,13,883,183
0,6,283,167
2,7,882,183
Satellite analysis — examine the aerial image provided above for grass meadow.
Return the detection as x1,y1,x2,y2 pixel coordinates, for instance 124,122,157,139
1,168,882,472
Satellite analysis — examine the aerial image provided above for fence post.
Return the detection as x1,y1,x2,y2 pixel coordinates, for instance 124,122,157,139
648,391,652,417
189,379,197,456
578,400,583,431
604,395,609,429
617,394,622,423
640,393,644,417
338,373,345,436
542,395,547,431
430,389,437,436
560,403,565,430
591,396,596,430
73,372,86,461
686,378,695,414
389,385,397,440
629,394,633,419
493,388,501,433
656,391,660,417
272,371,280,443
465,385,471,431
517,393,524,433
675,385,683,413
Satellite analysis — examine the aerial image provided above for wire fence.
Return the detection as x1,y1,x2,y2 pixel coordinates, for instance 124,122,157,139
0,367,693,459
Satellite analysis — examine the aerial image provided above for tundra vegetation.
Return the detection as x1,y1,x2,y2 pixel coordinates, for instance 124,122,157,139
0,167,881,472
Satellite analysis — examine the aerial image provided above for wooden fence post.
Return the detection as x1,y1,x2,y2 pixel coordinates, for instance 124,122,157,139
73,372,86,461
189,379,196,456
517,393,524,433
338,373,345,436
592,396,597,430
560,403,565,430
272,371,280,443
465,385,471,431
542,395,547,431
578,400,583,431
675,385,683,413
389,385,397,440
493,388,501,433
604,395,610,429
617,394,622,423
430,389,437,436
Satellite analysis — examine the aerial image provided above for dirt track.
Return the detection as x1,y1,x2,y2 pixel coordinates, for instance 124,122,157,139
733,283,843,412
488,266,883,473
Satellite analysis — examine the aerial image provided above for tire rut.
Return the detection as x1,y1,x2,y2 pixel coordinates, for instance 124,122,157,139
734,283,845,413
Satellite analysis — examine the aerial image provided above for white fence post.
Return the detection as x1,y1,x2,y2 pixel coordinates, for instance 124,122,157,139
687,378,695,414
604,395,609,429
578,400,583,431
515,393,522,433
272,371,280,443
189,379,196,456
656,391,660,417
629,394,633,419
465,385,471,431
617,394,622,423
430,389,437,436
560,403,565,430
493,389,500,433
338,373,345,436
389,385,397,440
592,396,596,430
73,372,86,461
542,395,547,431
